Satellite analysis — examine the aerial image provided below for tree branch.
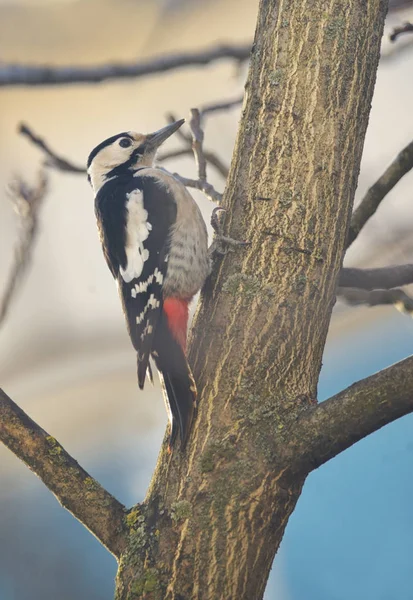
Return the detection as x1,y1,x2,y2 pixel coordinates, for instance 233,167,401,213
165,108,232,178
172,173,222,203
0,173,48,328
338,286,413,313
347,139,413,248
285,356,413,474
339,264,413,289
19,120,229,186
19,123,86,173
0,43,251,87
158,147,229,178
171,108,224,203
189,108,207,181
0,388,128,558
200,95,243,116
390,22,413,42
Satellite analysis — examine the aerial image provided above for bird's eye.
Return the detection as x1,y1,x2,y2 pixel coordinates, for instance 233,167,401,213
119,138,132,148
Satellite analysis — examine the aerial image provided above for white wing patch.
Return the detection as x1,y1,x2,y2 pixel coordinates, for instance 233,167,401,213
120,189,151,283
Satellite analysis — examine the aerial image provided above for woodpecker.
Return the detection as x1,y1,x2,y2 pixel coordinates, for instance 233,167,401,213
87,120,209,449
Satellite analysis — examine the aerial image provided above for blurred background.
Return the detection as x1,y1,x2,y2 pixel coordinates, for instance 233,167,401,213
1,0,413,598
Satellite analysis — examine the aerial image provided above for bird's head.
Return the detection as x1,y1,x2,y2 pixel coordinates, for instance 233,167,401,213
87,119,185,192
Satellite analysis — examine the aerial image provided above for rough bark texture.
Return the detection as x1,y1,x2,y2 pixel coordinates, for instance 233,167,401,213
279,356,413,474
114,0,388,598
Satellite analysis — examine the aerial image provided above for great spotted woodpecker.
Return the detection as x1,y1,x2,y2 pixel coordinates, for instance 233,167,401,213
87,120,209,449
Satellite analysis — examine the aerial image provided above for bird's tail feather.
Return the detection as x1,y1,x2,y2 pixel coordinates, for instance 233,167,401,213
153,312,196,449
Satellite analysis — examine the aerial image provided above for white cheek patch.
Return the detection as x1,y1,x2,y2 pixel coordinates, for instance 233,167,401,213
119,189,152,282
136,294,160,324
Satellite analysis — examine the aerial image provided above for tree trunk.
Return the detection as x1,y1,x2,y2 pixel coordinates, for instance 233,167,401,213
115,0,387,598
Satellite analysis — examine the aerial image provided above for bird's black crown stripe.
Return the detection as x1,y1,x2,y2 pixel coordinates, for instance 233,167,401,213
87,132,134,169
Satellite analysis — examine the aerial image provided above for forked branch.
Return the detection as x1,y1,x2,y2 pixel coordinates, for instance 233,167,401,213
0,172,48,328
171,108,223,203
338,265,413,312
338,287,413,313
0,388,128,558
284,356,413,474
19,119,225,202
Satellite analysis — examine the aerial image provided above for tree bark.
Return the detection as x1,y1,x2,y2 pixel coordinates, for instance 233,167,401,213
113,0,388,598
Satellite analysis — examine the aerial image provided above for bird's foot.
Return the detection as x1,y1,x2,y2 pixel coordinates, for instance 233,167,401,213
208,208,250,257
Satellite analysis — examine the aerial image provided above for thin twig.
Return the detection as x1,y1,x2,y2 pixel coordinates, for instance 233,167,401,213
165,112,192,144
158,147,229,179
338,287,413,314
190,108,207,181
19,120,230,180
173,173,223,203
165,112,230,178
158,148,192,162
347,139,413,248
0,43,251,87
166,108,226,202
0,172,48,328
200,95,243,116
0,388,128,557
390,22,413,42
339,264,413,290
19,115,225,202
19,123,86,173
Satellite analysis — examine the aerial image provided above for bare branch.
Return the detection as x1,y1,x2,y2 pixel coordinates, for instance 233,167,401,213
0,388,128,558
19,123,86,173
339,264,413,289
200,152,229,179
0,43,251,87
389,0,413,11
283,356,413,474
390,22,413,42
189,108,207,181
173,173,223,203
338,286,413,313
0,173,48,328
158,147,229,178
165,109,225,202
164,111,230,178
169,107,225,203
199,95,243,117
165,112,193,144
347,139,413,248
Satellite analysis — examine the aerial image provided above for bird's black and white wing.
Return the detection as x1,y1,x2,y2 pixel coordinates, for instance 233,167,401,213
95,175,176,386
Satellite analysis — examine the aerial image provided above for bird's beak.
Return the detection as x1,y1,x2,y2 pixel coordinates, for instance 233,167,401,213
146,119,185,151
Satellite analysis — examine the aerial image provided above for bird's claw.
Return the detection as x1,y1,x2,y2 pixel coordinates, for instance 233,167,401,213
209,207,250,257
